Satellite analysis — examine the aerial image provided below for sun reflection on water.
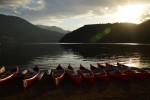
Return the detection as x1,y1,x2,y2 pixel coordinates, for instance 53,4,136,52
27,44,150,70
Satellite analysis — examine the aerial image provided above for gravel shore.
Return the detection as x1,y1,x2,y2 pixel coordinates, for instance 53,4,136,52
0,75,150,100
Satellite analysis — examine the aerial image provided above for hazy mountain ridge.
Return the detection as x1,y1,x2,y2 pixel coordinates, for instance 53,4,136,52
37,25,70,34
60,21,150,43
0,14,64,43
1,14,150,44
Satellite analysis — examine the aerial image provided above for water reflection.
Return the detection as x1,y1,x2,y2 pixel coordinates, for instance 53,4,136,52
0,43,150,69
61,44,150,68
0,44,64,66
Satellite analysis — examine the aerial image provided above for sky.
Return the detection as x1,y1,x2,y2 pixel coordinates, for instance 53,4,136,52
0,0,150,31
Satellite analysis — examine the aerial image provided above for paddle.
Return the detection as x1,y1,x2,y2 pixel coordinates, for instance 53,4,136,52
47,69,51,75
0,66,5,74
38,72,44,80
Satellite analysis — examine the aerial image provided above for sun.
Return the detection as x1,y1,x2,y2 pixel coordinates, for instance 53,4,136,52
115,5,144,23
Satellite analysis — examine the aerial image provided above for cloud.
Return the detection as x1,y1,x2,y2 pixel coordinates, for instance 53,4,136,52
141,12,150,22
0,0,150,18
0,0,31,8
0,0,150,30
22,0,45,11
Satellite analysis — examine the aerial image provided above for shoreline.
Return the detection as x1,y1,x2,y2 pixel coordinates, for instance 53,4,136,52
0,75,150,100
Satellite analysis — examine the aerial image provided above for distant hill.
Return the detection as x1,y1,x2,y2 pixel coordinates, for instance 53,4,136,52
37,25,70,34
60,20,150,43
0,14,64,43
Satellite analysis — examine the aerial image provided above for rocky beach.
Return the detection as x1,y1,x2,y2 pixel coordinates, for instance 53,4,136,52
0,74,150,100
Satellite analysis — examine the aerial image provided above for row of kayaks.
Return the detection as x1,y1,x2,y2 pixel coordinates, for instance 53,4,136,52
0,66,44,88
0,63,150,88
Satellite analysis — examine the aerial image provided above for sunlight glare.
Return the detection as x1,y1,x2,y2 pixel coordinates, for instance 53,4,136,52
115,5,144,23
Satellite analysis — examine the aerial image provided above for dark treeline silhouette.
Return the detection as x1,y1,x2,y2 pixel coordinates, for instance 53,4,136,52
0,14,64,43
60,20,150,43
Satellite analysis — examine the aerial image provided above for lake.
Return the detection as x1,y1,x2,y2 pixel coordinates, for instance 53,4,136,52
0,43,150,70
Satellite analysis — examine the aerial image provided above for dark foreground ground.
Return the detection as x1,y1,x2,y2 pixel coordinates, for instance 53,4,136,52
0,75,150,100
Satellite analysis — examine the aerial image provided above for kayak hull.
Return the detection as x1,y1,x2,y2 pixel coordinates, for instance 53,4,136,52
78,64,95,85
90,64,110,83
52,64,65,87
66,70,82,86
0,66,19,85
23,71,42,88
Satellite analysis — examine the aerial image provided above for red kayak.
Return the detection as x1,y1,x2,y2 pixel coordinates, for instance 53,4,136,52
66,64,82,86
107,63,129,72
117,63,147,80
106,63,119,68
125,69,147,80
117,62,129,68
90,64,110,83
104,63,129,82
52,64,65,87
23,72,42,88
23,66,44,88
97,63,106,69
0,66,19,85
141,68,150,79
78,64,95,85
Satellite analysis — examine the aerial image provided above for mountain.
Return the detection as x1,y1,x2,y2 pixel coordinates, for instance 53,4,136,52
0,14,64,43
37,25,70,34
60,21,150,43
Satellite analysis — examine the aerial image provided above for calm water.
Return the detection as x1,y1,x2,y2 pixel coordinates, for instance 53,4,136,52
0,43,150,70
